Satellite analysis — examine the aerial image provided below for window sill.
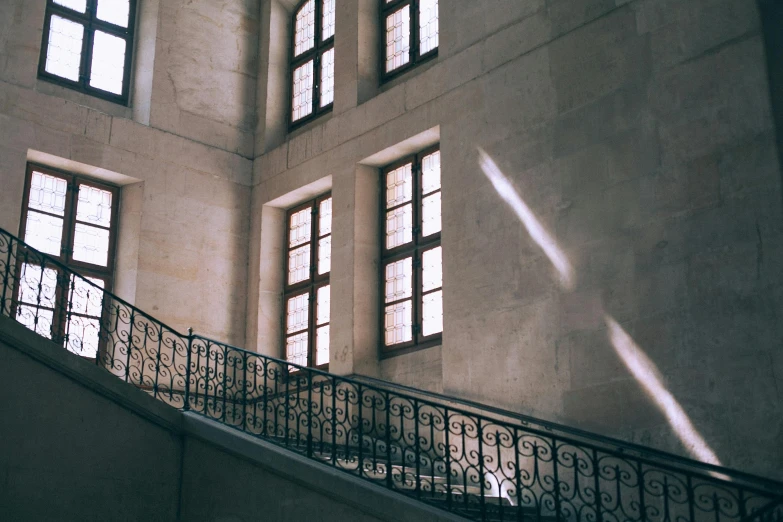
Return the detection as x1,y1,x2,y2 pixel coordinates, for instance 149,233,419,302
379,338,441,360
287,107,333,138
36,78,133,119
378,52,439,94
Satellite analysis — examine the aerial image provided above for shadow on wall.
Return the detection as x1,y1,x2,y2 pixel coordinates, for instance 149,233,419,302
477,147,722,466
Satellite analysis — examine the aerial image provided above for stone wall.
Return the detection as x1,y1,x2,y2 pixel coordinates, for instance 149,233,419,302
247,0,783,479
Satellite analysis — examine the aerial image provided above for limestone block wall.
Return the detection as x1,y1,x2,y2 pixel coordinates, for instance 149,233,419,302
0,0,254,345
248,0,783,479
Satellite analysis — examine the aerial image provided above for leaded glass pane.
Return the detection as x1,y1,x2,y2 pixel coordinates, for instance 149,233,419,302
96,0,130,28
318,236,331,275
292,60,314,121
385,257,413,303
19,264,58,308
76,185,113,227
294,0,315,56
29,171,68,216
320,48,335,107
289,207,312,248
419,0,439,55
89,31,126,95
384,300,412,346
24,211,64,257
73,223,110,266
286,293,309,334
421,150,441,194
315,325,329,366
422,290,443,336
69,275,105,317
65,316,101,358
288,244,311,285
54,0,87,13
422,247,442,292
319,197,332,236
16,306,54,339
322,0,335,40
45,15,85,82
286,332,308,366
386,204,413,250
386,163,413,208
317,285,330,325
385,6,410,73
422,192,441,237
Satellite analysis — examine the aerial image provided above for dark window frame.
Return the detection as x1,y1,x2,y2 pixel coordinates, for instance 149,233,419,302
16,163,120,360
289,0,335,130
38,0,137,105
379,0,438,83
379,145,442,357
283,193,332,370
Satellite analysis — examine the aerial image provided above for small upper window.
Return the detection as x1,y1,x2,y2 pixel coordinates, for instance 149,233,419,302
38,0,136,104
381,0,438,81
290,0,335,127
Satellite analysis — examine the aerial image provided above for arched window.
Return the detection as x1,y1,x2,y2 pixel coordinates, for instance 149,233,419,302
290,0,335,127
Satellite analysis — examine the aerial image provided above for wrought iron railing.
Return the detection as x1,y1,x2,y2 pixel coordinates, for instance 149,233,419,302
741,497,783,522
1,226,781,522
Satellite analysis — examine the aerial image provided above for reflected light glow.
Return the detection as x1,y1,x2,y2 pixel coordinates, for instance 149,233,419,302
604,315,722,466
477,148,575,290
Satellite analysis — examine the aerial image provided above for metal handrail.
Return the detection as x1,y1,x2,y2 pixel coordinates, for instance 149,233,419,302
1,226,781,522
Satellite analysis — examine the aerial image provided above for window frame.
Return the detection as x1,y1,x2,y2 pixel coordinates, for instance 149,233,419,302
379,0,439,83
37,0,137,105
379,145,442,357
288,0,335,130
16,163,120,360
282,193,332,370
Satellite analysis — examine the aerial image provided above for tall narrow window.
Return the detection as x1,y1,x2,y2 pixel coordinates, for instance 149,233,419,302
381,147,442,353
16,164,119,359
381,0,438,81
38,0,136,104
290,0,335,127
284,194,332,368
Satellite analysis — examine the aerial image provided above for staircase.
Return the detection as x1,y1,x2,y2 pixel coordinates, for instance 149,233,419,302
1,226,781,522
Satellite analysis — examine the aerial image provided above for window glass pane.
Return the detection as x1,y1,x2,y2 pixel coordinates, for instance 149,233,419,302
19,264,58,308
385,6,410,73
385,257,412,303
320,48,335,107
294,0,315,56
65,316,101,358
24,211,64,257
318,236,331,275
16,305,54,339
386,163,413,208
422,192,441,237
319,198,332,236
69,275,105,317
422,247,442,292
421,150,441,194
96,0,130,28
316,285,330,325
45,15,85,82
292,60,314,122
289,207,312,248
288,244,311,285
419,0,439,55
76,184,113,227
315,325,329,366
73,223,110,266
29,171,68,216
322,0,335,40
286,293,309,333
54,0,87,13
286,332,308,366
386,204,413,249
89,31,126,95
384,300,412,346
422,290,443,336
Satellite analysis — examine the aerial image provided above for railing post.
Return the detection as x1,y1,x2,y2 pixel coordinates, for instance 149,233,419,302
0,235,13,317
184,327,193,411
306,369,313,459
